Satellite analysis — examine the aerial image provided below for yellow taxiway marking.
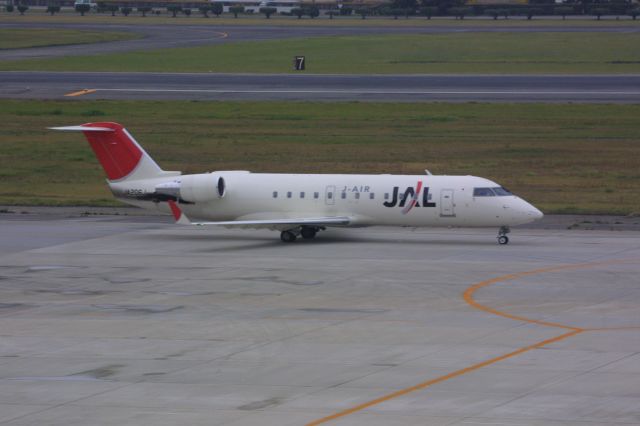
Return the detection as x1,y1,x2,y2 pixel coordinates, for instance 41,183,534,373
464,259,638,332
64,89,96,97
307,258,637,426
306,329,582,426
464,264,590,331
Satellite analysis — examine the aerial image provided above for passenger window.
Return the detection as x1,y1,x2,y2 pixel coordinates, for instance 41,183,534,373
473,188,496,197
384,193,389,200
355,193,360,199
300,192,305,198
369,193,375,199
341,192,346,199
328,192,333,199
287,191,292,198
314,192,319,199
272,191,278,198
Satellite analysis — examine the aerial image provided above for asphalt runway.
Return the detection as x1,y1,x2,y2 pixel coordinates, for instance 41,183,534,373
3,71,640,102
2,22,639,61
0,209,639,425
2,22,639,102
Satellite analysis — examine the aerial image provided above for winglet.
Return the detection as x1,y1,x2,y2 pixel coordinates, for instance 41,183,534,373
168,200,191,225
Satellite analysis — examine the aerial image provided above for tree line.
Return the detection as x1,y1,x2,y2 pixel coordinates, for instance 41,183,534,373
5,0,639,19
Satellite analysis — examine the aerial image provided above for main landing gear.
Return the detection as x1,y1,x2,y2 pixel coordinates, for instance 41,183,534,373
497,226,510,245
280,226,322,243
300,227,317,239
280,231,297,243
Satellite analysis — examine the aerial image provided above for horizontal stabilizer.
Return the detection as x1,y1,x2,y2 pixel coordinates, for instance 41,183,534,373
49,126,115,132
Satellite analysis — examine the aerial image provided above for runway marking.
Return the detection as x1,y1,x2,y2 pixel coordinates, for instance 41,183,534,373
463,264,590,331
64,89,96,97
307,258,638,426
464,259,639,332
307,330,582,426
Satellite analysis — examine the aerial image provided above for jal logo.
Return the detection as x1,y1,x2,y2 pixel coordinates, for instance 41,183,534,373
383,181,436,214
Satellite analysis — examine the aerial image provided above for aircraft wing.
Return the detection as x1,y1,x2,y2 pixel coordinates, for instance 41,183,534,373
188,217,351,230
167,201,350,230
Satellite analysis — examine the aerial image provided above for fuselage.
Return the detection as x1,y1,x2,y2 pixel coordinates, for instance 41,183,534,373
109,172,543,228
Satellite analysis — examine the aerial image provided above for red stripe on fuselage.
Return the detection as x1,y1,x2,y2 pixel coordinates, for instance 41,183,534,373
81,122,142,181
402,180,423,215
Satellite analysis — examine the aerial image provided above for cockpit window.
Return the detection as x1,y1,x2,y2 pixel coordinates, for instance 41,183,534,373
492,187,513,196
473,187,496,197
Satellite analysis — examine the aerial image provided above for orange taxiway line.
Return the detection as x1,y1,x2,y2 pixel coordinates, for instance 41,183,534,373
307,329,583,426
64,89,97,97
463,260,637,331
306,259,636,425
463,267,584,331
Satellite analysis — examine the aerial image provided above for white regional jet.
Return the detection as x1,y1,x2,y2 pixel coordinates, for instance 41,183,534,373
51,122,543,244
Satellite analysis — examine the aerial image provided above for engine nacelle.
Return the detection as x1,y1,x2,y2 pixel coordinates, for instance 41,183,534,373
179,174,225,203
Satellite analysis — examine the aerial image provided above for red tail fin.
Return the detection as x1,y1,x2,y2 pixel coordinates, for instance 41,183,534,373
51,122,166,182
81,122,142,180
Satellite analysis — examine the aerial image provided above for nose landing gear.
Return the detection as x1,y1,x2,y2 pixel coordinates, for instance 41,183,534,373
497,226,510,245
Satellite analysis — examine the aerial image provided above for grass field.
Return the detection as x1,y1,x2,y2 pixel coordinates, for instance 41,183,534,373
0,28,139,50
1,32,638,74
0,100,638,214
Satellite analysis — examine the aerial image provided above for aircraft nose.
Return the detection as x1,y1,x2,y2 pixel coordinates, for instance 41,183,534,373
532,207,544,220
509,198,543,223
522,202,543,221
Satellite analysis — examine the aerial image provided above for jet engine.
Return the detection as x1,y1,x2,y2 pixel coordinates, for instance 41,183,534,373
155,173,225,204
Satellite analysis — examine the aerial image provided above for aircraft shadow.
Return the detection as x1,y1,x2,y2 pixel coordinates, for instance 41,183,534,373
140,232,497,253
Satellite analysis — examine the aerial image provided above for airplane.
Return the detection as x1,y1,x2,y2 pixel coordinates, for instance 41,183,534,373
50,122,543,244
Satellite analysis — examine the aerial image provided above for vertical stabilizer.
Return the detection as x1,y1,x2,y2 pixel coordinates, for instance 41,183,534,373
50,122,173,182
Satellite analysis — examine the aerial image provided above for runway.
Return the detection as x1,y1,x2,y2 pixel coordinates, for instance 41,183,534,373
3,71,639,102
0,209,639,425
2,22,639,61
2,22,639,103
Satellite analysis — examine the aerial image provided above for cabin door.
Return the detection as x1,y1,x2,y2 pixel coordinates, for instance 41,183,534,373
440,189,455,217
325,185,336,205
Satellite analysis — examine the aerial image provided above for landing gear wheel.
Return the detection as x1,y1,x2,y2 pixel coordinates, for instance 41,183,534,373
280,231,297,243
300,227,317,239
497,226,511,245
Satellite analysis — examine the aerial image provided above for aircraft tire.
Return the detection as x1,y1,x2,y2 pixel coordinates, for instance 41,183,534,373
300,227,317,239
498,235,509,245
280,231,297,243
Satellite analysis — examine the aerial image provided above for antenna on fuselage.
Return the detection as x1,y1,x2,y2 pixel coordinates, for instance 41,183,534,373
425,169,433,175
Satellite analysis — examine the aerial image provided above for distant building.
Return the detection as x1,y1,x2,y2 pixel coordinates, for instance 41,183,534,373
466,0,527,4
216,0,300,13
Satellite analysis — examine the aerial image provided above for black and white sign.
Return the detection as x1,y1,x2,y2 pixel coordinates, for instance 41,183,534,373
294,56,305,71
